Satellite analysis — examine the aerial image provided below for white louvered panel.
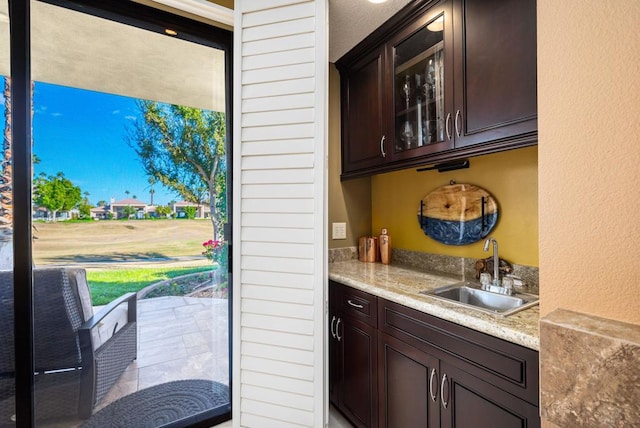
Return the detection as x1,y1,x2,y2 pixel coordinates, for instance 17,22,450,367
241,198,314,213
243,342,314,367
241,370,314,397
235,0,326,426
242,168,315,184
243,33,315,57
241,241,314,257
241,327,314,351
242,183,315,198
242,299,313,321
242,63,315,85
242,123,315,141
242,93,314,113
241,227,314,243
241,255,314,274
240,284,314,305
241,355,313,380
243,17,314,43
241,270,314,290
242,385,314,412
241,413,306,428
243,77,314,99
242,139,314,157
243,48,315,71
242,313,314,336
242,155,315,172
243,2,314,28
242,399,314,427
241,0,310,13
241,213,314,228
243,108,314,127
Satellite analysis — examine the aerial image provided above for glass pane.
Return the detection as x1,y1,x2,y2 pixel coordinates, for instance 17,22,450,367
30,1,229,426
394,13,445,152
0,0,14,425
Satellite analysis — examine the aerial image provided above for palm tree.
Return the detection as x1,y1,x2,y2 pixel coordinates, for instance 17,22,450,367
124,190,130,198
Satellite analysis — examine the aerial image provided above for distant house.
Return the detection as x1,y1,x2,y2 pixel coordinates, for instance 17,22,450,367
109,198,148,219
170,201,210,219
90,206,110,220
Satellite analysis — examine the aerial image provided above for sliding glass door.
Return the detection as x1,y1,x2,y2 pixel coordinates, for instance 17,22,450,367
3,0,232,425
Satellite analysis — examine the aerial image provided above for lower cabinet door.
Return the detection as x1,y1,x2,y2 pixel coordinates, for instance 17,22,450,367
378,332,440,428
341,317,378,428
439,361,540,428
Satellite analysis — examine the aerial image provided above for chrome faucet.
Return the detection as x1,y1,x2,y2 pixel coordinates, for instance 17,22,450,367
483,237,500,286
482,237,514,295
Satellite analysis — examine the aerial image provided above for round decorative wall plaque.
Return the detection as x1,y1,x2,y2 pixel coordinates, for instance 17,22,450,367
417,183,498,245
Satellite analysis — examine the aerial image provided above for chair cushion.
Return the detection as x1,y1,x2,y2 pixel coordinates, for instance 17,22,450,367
66,268,94,322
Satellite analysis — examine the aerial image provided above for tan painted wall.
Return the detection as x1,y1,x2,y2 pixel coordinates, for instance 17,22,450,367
538,0,640,323
328,64,372,249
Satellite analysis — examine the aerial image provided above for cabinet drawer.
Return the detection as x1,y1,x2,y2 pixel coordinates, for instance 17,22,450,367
379,299,538,405
341,285,377,327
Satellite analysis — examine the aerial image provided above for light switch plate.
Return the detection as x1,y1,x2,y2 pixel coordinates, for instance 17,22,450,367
332,222,347,240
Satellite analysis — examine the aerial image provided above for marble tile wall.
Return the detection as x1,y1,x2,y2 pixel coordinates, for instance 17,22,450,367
329,247,539,294
540,309,640,427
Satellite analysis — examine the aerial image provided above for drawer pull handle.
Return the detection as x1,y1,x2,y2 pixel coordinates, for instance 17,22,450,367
347,300,364,309
429,368,438,402
441,374,449,409
330,316,336,339
380,135,386,158
335,317,342,342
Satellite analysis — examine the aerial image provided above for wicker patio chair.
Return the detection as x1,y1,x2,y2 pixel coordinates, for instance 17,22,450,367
0,268,137,423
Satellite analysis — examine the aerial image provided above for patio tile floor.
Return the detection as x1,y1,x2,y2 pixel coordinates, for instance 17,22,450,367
95,295,230,412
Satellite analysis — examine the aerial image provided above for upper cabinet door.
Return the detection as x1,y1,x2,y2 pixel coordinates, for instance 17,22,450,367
452,0,537,148
340,46,389,174
389,1,455,161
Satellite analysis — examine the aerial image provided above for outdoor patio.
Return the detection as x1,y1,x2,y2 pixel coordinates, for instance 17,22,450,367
96,295,230,412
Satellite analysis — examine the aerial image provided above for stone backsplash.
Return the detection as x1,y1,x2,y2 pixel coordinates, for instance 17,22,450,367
328,247,539,294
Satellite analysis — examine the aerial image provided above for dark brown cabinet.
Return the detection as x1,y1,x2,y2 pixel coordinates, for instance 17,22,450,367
329,281,540,428
336,0,537,179
329,282,378,428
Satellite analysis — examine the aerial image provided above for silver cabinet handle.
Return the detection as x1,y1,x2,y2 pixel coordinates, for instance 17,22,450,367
380,135,386,158
335,317,342,342
455,110,461,137
441,374,449,409
330,316,336,339
347,299,364,309
429,368,438,402
445,113,452,140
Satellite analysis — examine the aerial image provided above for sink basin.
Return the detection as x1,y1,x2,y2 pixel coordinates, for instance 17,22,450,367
420,282,539,316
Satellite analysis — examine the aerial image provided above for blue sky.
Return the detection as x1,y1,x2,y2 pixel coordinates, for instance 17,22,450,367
1,78,181,206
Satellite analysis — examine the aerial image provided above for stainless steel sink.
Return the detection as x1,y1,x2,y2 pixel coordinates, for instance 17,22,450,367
420,282,539,316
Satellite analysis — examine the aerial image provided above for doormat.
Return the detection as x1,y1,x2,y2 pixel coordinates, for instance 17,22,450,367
81,379,229,428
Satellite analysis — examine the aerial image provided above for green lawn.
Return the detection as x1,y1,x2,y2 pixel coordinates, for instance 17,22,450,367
88,266,213,305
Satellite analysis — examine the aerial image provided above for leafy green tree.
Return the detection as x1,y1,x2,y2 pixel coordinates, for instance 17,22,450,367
183,206,197,219
128,100,226,240
34,172,82,221
78,202,92,220
122,205,137,219
155,205,172,218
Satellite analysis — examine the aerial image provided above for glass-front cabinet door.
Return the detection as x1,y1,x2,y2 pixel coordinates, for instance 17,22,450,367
391,2,454,160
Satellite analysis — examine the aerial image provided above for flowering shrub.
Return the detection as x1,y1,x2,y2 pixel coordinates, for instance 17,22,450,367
202,239,227,269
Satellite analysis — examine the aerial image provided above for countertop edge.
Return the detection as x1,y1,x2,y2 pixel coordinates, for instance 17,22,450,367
329,262,540,351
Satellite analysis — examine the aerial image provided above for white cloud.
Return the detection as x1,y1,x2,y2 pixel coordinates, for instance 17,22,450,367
51,112,62,117
112,110,120,115
125,115,137,121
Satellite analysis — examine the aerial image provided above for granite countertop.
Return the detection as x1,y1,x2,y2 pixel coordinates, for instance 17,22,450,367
329,260,540,350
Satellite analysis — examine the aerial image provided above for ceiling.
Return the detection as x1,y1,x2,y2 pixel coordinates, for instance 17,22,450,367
0,0,408,107
328,0,412,62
